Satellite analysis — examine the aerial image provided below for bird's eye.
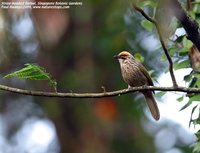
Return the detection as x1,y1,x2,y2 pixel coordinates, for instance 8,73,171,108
121,56,126,59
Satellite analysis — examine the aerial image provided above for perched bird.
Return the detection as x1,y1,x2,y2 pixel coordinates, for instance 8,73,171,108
114,51,160,120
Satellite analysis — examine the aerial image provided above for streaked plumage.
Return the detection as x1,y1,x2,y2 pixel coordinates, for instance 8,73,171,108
114,51,160,120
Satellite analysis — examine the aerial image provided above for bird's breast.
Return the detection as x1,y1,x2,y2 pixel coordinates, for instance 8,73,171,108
121,62,147,87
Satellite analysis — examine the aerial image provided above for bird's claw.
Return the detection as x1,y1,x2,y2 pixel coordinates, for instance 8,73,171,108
128,85,133,90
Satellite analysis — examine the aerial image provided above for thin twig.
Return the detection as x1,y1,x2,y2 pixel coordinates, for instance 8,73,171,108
132,4,178,87
0,84,200,98
187,0,191,10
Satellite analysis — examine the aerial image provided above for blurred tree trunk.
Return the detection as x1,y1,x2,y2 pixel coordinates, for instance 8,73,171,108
32,3,95,152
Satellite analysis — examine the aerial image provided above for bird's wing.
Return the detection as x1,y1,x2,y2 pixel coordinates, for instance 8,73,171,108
138,64,154,86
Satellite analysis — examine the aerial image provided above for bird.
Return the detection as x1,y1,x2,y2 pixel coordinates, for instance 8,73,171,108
114,51,160,121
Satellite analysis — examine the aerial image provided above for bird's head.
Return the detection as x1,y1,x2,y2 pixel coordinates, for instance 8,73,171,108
114,51,134,64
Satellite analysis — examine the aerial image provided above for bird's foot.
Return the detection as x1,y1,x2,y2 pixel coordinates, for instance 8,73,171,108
142,85,148,90
128,85,133,90
142,85,153,93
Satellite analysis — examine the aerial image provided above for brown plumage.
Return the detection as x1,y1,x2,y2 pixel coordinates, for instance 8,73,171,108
114,51,160,120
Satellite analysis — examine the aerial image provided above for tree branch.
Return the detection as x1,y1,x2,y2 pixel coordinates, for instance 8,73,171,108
132,4,178,87
0,84,200,98
170,0,200,51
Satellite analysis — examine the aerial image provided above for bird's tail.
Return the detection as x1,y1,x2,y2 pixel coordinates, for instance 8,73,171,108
143,91,160,121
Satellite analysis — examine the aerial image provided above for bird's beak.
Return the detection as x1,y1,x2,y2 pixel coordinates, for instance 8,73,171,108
113,55,120,59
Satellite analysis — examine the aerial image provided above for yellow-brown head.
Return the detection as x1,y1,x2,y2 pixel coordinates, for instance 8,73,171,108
113,51,132,60
114,51,135,66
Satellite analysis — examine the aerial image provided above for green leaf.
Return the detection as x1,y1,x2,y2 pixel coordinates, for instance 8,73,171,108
189,10,196,19
184,74,193,82
179,48,189,56
189,94,200,103
179,101,192,111
189,104,199,127
168,47,177,56
193,72,200,79
192,74,200,87
134,53,144,63
141,20,154,32
176,35,184,43
194,79,200,87
174,60,190,70
155,91,166,97
183,36,193,49
195,130,200,141
161,46,179,61
148,70,155,76
177,96,184,102
189,77,197,88
4,63,57,91
194,4,200,14
180,94,200,111
160,53,167,61
191,117,200,126
140,0,157,8
193,142,200,153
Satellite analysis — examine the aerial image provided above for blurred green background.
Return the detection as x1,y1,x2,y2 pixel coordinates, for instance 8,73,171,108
0,0,196,153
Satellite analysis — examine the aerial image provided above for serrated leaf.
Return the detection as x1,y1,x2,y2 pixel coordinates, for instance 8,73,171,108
24,73,49,80
174,60,190,70
4,66,33,78
134,53,144,63
4,63,57,91
141,20,154,32
155,91,166,97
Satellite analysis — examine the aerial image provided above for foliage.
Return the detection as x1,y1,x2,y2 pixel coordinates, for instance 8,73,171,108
136,0,200,152
2,0,200,152
4,64,57,91
134,53,144,63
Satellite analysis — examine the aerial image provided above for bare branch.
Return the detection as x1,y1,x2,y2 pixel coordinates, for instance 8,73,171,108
132,4,178,87
0,84,200,98
186,0,191,10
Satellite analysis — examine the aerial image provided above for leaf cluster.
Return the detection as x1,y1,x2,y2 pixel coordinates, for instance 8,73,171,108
136,0,200,152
